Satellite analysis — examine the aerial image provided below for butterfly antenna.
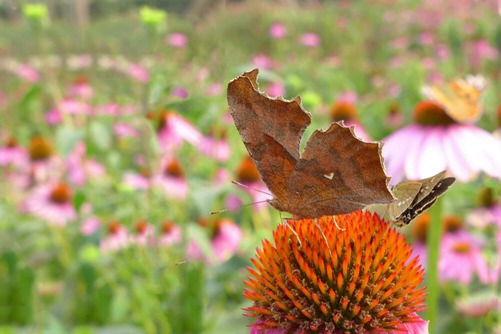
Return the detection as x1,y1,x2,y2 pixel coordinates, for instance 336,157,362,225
231,180,273,196
314,218,332,258
210,199,271,215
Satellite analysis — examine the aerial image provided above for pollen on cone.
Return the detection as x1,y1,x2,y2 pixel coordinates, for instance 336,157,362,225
243,211,426,333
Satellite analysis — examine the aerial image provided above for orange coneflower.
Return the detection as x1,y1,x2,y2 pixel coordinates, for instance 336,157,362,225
244,211,428,334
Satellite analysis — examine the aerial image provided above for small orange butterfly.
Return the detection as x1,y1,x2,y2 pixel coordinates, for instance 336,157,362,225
421,75,486,124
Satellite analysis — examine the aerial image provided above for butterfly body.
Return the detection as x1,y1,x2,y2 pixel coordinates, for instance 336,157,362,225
228,69,394,219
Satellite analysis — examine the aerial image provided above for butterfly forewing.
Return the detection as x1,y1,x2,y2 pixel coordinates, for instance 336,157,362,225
227,69,395,219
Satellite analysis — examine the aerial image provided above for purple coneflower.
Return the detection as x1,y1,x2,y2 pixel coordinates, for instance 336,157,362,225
100,221,130,253
157,220,182,247
188,218,242,264
66,142,105,186
131,220,155,247
329,96,371,142
154,110,202,151
21,183,76,226
269,22,287,39
153,159,188,200
299,32,320,48
0,137,28,167
245,212,428,333
199,128,231,162
383,101,501,183
166,32,188,48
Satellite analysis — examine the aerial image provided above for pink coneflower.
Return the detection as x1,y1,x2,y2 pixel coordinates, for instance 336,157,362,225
383,101,501,183
166,32,188,48
131,220,155,247
81,216,100,236
188,218,242,264
438,230,491,284
21,183,76,226
113,123,139,138
153,159,188,200
266,82,284,97
25,135,62,185
66,76,93,100
100,221,130,253
205,83,222,96
329,98,372,142
385,102,405,129
199,128,230,162
231,156,272,211
155,110,203,151
268,22,287,39
157,220,182,247
124,63,150,83
171,86,189,99
0,137,28,167
66,142,105,186
252,54,273,70
11,63,40,83
123,166,151,190
299,32,320,47
466,188,501,229
456,294,500,317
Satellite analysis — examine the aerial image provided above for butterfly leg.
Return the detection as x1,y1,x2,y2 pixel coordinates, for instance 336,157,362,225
281,212,302,248
332,216,345,231
314,218,332,257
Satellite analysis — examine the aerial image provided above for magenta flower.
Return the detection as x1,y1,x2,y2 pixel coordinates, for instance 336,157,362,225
199,130,230,162
205,83,222,96
153,159,188,200
171,86,189,99
188,219,242,264
233,156,273,211
123,169,151,190
123,63,150,83
211,219,242,262
113,123,139,138
11,63,40,83
265,82,284,97
100,221,130,253
438,230,491,284
130,220,155,247
299,32,320,47
66,76,93,100
66,142,105,186
250,318,429,334
383,101,501,183
166,32,188,48
81,216,100,236
0,137,28,167
156,111,203,151
20,183,76,226
157,221,182,247
252,54,273,70
268,22,287,39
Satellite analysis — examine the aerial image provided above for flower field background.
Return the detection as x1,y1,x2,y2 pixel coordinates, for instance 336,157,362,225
0,0,500,333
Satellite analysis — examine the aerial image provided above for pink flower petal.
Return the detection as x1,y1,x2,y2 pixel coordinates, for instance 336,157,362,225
403,126,428,180
416,126,447,178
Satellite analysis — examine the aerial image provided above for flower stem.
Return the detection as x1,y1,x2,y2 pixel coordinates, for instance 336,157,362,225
425,198,443,334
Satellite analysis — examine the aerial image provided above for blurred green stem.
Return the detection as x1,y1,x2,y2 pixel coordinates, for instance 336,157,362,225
425,198,443,334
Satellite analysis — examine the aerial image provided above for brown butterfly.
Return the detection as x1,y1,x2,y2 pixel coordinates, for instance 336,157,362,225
227,69,394,219
369,171,456,226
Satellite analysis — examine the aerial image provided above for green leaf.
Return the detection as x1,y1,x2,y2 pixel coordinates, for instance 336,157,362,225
89,122,112,151
56,126,84,156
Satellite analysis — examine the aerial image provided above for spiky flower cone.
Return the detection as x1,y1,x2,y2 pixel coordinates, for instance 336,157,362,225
244,211,428,334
